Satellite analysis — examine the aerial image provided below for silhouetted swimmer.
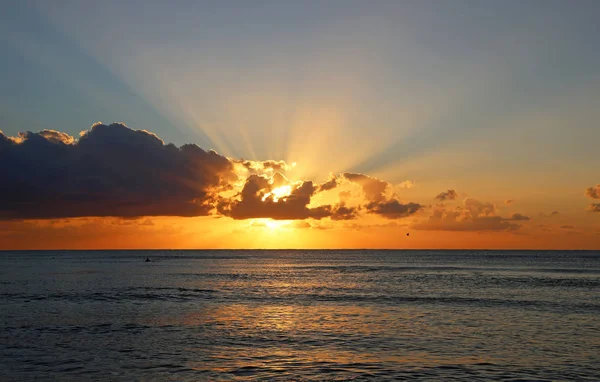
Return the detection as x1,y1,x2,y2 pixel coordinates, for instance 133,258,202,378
145,257,151,262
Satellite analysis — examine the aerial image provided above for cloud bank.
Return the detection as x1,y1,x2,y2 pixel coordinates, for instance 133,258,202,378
0,123,236,219
2,124,423,222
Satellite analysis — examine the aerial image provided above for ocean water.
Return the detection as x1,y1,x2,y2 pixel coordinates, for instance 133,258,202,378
0,250,599,381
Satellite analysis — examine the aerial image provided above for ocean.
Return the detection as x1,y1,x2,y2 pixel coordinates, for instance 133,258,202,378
1,250,599,381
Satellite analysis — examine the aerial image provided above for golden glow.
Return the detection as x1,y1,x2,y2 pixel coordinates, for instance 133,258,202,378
264,219,287,230
262,185,292,202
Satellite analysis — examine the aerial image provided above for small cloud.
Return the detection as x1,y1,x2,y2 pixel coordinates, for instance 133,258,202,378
398,180,414,189
585,185,600,199
560,225,575,229
510,213,530,221
504,199,514,206
365,200,423,219
434,189,458,202
588,203,600,213
539,211,559,218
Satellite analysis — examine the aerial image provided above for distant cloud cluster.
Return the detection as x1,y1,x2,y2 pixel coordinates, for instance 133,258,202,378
539,211,559,218
413,198,529,232
585,185,600,212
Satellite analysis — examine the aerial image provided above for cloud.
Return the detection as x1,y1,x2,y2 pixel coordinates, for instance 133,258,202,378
234,159,293,174
413,198,523,232
509,213,530,221
434,189,458,201
38,129,76,144
342,221,403,230
217,173,350,220
588,203,600,212
365,200,422,219
539,211,560,218
0,123,236,219
317,174,339,192
585,185,600,199
330,203,360,220
342,173,389,202
398,180,414,189
504,199,514,206
561,225,575,229
0,124,424,223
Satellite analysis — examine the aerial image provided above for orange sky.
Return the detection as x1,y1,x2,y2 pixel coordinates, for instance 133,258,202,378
1,125,598,250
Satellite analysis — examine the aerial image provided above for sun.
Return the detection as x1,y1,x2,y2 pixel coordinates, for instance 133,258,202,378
265,219,287,230
262,185,293,202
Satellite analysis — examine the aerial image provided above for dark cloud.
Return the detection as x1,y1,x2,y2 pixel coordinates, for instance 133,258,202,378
413,198,521,232
330,203,360,221
509,213,530,221
0,123,236,219
589,203,600,212
365,200,422,219
504,199,514,206
343,172,388,202
434,189,458,201
317,174,339,192
585,185,600,199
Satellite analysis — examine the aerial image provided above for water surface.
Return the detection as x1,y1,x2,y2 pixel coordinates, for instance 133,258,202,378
1,250,599,380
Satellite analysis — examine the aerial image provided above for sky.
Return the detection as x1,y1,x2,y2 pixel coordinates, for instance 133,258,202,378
1,0,599,249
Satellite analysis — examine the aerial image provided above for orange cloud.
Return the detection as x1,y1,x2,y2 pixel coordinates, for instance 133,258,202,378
342,172,389,202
